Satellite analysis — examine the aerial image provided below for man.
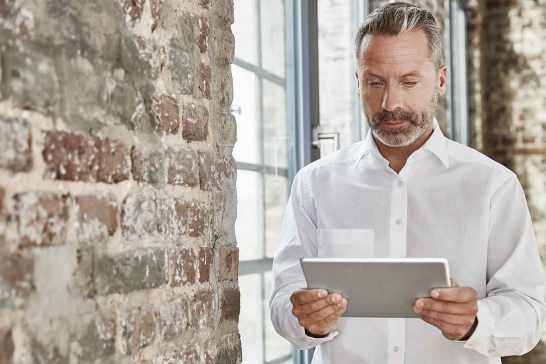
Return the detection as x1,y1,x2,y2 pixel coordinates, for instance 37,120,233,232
269,2,546,363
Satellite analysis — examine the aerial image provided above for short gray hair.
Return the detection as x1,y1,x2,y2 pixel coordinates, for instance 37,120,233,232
354,2,442,69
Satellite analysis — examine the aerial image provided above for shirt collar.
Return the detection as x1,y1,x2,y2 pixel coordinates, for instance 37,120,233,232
355,118,450,169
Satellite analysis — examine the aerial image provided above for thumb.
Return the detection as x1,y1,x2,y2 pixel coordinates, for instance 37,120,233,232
450,278,459,287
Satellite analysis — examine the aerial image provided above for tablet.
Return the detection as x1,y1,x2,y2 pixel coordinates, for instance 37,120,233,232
300,258,451,318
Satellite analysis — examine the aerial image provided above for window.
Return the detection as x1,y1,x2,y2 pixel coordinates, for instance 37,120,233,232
232,1,295,363
445,0,469,145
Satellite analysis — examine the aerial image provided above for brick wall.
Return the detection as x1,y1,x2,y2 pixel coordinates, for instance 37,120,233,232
0,0,241,363
480,0,546,362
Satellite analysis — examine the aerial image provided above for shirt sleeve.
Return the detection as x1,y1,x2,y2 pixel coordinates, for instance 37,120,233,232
269,171,338,350
463,174,546,356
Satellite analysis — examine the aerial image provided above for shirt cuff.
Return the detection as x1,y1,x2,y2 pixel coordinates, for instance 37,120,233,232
463,300,497,355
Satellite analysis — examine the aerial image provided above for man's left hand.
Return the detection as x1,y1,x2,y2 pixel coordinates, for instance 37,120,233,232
413,279,479,341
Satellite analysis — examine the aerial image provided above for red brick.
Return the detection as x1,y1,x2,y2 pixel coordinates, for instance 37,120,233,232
0,253,33,307
190,290,214,328
522,136,536,144
182,102,209,142
75,195,118,237
130,145,166,185
197,16,209,54
153,94,180,134
199,247,212,283
166,146,199,187
198,63,211,98
124,0,144,22
170,248,195,287
150,0,161,32
42,131,130,184
16,192,68,247
198,152,236,191
514,148,545,156
130,309,155,351
188,201,210,237
0,329,14,364
220,288,240,322
219,246,238,281
158,297,188,341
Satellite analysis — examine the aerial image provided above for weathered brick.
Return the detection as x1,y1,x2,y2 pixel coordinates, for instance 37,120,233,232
157,198,187,238
199,0,212,9
198,152,236,191
156,348,199,363
0,118,31,172
167,146,199,187
165,43,194,95
0,329,14,364
93,248,167,295
42,131,130,184
158,296,188,341
220,288,240,322
198,63,211,99
210,29,235,66
75,195,117,244
124,0,145,22
16,192,68,247
153,94,180,134
150,0,161,32
213,112,237,147
131,144,166,186
189,290,214,328
76,312,116,363
121,193,157,238
182,101,209,142
120,307,155,353
0,253,33,308
170,248,195,287
214,335,243,364
188,201,210,238
198,247,212,283
197,16,209,53
219,246,238,281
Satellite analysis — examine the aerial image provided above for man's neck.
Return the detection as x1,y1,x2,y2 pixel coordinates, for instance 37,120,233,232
374,122,434,174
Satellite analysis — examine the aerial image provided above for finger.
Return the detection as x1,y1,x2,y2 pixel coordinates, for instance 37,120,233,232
430,287,477,303
298,293,345,315
291,289,328,306
414,298,477,315
419,309,475,327
419,315,469,340
300,298,347,326
306,304,348,335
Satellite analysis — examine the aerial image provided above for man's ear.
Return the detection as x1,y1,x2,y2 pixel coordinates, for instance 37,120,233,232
437,65,448,96
355,70,360,98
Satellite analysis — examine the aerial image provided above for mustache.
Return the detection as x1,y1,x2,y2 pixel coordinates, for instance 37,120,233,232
372,110,418,125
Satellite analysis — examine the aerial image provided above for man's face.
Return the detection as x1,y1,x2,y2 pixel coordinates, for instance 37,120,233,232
355,30,447,148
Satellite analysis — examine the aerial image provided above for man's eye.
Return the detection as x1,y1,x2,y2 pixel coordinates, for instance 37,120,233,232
404,82,417,87
369,82,382,87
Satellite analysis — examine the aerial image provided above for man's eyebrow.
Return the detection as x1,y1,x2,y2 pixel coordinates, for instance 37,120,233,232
362,71,424,79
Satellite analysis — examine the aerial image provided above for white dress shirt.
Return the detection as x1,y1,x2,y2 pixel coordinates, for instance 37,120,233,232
269,121,546,363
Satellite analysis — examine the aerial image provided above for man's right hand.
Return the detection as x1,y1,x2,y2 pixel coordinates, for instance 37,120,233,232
290,289,348,337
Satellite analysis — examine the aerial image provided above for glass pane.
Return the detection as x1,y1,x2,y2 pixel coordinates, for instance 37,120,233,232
262,80,289,169
240,274,264,363
264,272,292,361
233,65,261,165
265,173,289,258
233,0,259,65
236,170,264,261
260,0,286,78
318,0,362,149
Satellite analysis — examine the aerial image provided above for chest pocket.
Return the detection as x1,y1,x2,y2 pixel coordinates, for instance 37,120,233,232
317,229,375,258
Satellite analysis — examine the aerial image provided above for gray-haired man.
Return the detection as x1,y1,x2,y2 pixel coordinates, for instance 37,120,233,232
270,2,546,363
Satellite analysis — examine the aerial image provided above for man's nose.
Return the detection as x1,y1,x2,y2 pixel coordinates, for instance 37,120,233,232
381,86,404,112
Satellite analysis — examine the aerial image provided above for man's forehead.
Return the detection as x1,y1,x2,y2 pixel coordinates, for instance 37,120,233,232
359,31,431,67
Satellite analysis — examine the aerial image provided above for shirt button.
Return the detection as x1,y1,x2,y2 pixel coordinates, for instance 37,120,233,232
396,219,403,225
397,181,403,187
414,152,420,158
394,346,399,352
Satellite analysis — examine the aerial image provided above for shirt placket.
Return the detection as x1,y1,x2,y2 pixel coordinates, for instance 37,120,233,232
388,171,408,364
